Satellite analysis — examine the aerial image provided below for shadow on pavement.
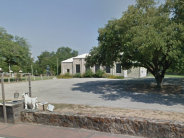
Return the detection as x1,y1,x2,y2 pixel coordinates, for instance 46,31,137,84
71,78,184,106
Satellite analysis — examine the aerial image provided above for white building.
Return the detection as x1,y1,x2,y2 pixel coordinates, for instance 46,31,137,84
61,53,147,78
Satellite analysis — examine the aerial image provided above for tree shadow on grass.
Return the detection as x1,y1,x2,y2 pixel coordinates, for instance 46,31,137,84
71,78,184,106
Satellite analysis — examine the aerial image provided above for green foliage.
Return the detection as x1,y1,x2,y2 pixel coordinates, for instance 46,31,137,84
164,0,184,24
107,75,124,79
0,27,32,73
57,73,73,79
102,73,111,78
35,46,78,75
35,51,56,75
73,73,82,78
56,47,78,74
85,0,184,87
83,69,94,78
94,69,105,78
11,65,19,73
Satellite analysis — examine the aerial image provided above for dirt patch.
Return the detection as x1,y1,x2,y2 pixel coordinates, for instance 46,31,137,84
39,103,184,122
124,85,182,94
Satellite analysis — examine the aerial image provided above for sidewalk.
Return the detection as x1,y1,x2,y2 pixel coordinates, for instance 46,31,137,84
0,123,142,138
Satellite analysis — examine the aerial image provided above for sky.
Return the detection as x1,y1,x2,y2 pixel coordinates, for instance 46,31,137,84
0,0,165,61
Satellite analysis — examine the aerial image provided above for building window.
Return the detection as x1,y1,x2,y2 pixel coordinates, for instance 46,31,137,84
67,69,70,73
116,64,121,73
106,65,110,73
85,66,90,71
76,65,80,73
95,65,100,73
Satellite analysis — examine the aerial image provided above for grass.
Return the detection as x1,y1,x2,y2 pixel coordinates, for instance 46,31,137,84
107,75,124,79
52,103,75,110
148,74,184,78
38,103,184,121
165,74,184,78
57,73,73,79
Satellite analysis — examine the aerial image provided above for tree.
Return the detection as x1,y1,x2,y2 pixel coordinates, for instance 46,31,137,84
56,46,78,74
56,46,78,61
85,0,184,88
35,46,78,75
162,0,184,74
0,27,32,72
36,51,56,75
164,0,184,24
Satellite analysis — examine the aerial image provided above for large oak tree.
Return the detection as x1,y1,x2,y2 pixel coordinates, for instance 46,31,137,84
85,0,184,88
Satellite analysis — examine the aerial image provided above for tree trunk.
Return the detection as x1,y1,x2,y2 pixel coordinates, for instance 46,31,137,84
155,75,164,88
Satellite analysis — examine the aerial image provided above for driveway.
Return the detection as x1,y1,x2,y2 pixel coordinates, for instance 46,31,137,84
1,78,184,113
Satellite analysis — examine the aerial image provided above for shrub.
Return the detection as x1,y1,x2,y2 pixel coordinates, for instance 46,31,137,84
73,73,82,78
102,73,110,78
94,69,105,78
57,73,73,79
83,69,94,78
107,75,124,79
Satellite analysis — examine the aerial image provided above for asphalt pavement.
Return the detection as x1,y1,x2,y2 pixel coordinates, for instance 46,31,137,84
1,77,184,113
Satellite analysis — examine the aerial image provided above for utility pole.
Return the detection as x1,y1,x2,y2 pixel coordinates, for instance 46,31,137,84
29,74,31,97
31,64,33,76
31,53,33,76
57,58,58,75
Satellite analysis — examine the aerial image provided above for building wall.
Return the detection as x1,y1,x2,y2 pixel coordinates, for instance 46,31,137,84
106,63,124,76
90,66,95,73
140,67,147,78
62,58,147,78
73,58,87,74
62,62,73,74
127,67,140,78
73,58,81,74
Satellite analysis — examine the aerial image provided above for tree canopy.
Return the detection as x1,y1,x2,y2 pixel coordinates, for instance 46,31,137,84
85,0,184,87
35,46,78,75
0,27,32,72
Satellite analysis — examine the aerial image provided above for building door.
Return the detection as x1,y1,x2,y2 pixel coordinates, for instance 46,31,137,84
106,65,110,73
116,64,121,73
76,65,80,73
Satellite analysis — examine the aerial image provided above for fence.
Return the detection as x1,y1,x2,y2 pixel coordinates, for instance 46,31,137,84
0,75,54,83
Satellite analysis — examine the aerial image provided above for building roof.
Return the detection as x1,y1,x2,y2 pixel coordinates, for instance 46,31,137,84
73,53,89,58
62,53,89,63
62,57,74,63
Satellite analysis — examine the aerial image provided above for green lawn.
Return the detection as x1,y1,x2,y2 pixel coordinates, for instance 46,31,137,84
148,74,184,78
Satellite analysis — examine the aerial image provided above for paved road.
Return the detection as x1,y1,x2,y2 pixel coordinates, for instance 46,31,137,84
0,123,142,138
1,78,184,113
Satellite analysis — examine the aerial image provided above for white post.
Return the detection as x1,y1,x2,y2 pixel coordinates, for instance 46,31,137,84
1,73,7,123
8,77,10,83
